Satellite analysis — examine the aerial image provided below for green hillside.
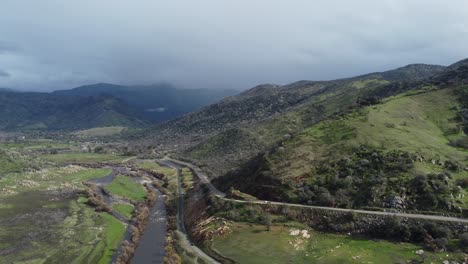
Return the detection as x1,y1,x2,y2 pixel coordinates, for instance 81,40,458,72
163,64,449,177
215,86,468,213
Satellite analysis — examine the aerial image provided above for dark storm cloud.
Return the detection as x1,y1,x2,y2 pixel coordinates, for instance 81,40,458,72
0,0,467,91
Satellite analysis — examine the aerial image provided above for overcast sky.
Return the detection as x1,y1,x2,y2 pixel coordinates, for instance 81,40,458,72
1,0,467,91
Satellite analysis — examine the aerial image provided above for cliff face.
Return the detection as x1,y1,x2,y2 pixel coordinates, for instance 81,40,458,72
184,182,231,243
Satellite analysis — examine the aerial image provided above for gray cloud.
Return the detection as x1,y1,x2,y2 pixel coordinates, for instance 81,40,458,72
0,41,20,54
0,0,467,91
0,69,10,77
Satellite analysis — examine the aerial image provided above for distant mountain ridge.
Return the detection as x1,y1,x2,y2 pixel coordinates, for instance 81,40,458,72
0,83,237,131
53,83,238,122
0,91,146,131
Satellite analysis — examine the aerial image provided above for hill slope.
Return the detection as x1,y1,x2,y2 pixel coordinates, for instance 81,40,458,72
139,63,449,175
214,86,467,212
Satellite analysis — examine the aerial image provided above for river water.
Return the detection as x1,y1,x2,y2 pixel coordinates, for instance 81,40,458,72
131,188,167,264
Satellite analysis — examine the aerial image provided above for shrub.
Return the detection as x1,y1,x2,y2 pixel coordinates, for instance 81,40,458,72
261,213,272,231
434,237,448,251
444,160,459,171
94,146,105,153
449,137,468,149
456,178,468,188
460,233,468,252
317,191,335,207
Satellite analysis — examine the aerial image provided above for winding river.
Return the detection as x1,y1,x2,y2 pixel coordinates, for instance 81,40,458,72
88,166,168,264
131,188,167,264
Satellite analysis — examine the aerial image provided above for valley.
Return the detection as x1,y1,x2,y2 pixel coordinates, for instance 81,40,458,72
3,2,468,263
1,58,468,264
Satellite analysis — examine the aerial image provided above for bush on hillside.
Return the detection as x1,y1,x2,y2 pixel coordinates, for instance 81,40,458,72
459,233,468,252
296,146,461,213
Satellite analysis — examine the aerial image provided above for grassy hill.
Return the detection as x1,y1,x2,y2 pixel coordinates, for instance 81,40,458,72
138,62,449,175
214,85,468,213
139,58,467,214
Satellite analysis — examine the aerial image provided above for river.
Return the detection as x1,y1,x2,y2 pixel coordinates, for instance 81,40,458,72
131,188,168,264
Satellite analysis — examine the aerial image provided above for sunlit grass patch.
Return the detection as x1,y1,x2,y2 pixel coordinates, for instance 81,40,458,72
41,152,127,164
113,203,134,219
209,223,465,264
106,175,147,202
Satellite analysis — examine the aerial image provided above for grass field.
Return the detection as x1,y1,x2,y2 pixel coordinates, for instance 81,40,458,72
138,161,177,177
0,167,112,194
137,161,178,192
113,203,134,219
41,152,128,164
106,175,147,202
0,140,74,150
0,148,28,174
72,126,126,137
92,213,127,264
0,166,123,263
0,194,125,263
209,223,465,264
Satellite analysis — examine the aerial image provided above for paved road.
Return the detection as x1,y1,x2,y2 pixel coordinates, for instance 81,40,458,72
158,160,221,264
162,158,225,197
163,158,468,224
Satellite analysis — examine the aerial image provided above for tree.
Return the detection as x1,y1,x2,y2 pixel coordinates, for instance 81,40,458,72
262,213,272,231
94,146,104,153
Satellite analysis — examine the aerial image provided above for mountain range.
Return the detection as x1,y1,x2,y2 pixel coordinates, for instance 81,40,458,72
140,60,468,185
0,83,236,131
53,83,237,122
134,57,468,214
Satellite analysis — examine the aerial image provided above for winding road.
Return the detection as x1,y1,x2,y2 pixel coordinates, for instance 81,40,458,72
158,159,221,264
161,158,468,224
156,157,468,264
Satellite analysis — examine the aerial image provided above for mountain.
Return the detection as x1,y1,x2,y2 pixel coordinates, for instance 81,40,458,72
355,63,445,82
215,86,468,206
139,58,468,213
53,83,238,122
0,82,236,131
138,62,450,173
0,88,14,92
0,91,146,131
